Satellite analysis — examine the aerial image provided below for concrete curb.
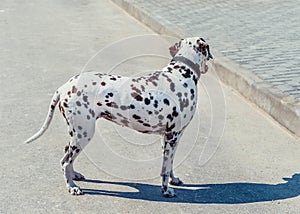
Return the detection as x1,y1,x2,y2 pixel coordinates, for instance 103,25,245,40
111,0,300,137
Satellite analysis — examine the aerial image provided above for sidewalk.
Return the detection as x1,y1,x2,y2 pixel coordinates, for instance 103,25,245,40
1,0,300,213
111,0,300,136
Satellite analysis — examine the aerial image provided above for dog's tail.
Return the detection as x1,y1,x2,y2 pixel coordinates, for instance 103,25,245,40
24,91,60,144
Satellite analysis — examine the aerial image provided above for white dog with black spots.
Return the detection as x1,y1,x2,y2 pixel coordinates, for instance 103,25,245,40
25,37,213,197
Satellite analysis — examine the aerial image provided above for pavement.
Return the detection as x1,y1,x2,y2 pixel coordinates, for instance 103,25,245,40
111,0,300,136
1,0,300,213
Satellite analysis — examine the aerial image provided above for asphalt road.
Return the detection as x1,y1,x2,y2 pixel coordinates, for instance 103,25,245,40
1,0,299,213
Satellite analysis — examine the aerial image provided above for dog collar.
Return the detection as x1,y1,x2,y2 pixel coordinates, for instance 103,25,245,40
172,56,201,78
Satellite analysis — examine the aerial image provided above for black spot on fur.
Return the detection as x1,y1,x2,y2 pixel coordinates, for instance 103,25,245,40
158,115,164,120
170,82,175,92
83,131,87,138
180,98,189,112
64,145,69,153
89,109,95,117
163,98,170,106
167,114,173,122
193,75,197,84
182,70,191,78
154,100,158,108
165,132,173,140
190,88,195,100
132,114,141,120
100,111,117,120
144,98,150,105
166,123,175,132
72,86,77,93
107,102,118,108
131,86,142,95
83,95,88,103
120,119,129,126
132,93,143,102
120,105,128,110
172,107,179,117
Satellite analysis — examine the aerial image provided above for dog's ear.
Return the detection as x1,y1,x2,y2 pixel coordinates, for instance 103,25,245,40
198,38,213,60
169,40,182,57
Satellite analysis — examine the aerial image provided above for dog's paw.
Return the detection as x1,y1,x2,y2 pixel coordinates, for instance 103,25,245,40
169,177,183,186
72,171,85,181
69,186,84,195
162,187,176,198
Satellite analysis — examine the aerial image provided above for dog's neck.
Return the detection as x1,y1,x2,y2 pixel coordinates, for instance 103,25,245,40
172,46,202,78
172,56,201,78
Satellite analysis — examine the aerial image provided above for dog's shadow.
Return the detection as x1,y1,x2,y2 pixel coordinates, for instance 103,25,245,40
80,173,300,204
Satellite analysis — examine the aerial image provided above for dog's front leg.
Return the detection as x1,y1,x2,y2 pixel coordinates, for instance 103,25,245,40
169,169,183,186
160,132,181,197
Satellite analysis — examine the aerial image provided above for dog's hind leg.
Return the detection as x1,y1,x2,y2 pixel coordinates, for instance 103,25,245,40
63,141,85,181
61,140,85,195
60,121,95,195
59,106,96,195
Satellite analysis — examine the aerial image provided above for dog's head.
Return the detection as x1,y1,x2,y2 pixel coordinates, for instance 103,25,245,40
169,37,213,74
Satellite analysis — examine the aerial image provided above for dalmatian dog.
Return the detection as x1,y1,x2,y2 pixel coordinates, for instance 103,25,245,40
25,37,213,197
